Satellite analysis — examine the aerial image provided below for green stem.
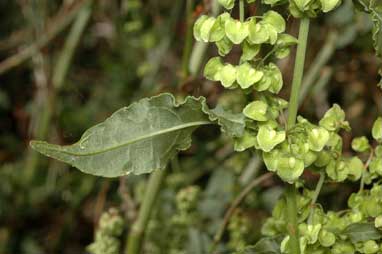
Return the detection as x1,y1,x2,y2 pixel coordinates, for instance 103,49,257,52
126,169,166,254
239,0,245,22
308,171,325,224
287,17,310,128
181,0,194,78
285,17,310,254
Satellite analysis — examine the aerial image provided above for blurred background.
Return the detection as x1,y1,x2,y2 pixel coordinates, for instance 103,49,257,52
0,0,381,253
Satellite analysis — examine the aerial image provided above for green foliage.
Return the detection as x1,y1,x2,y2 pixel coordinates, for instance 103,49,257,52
31,94,244,177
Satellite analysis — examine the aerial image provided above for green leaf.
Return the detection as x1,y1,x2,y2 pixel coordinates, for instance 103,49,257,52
219,64,237,88
344,223,382,243
30,94,244,177
209,105,246,138
263,11,286,33
204,57,223,81
237,62,264,89
243,101,269,121
372,117,382,141
225,18,249,44
257,125,285,152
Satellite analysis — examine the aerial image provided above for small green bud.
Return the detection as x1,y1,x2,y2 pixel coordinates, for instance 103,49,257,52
243,101,268,121
351,136,370,152
319,104,350,132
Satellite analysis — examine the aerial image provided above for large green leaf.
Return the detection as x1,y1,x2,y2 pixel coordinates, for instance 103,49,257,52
31,93,245,177
343,223,382,243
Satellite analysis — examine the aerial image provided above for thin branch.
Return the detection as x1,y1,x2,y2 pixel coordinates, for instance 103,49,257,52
211,172,273,252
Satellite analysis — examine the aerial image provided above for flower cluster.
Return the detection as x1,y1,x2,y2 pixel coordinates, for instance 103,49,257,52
87,208,124,254
262,183,382,253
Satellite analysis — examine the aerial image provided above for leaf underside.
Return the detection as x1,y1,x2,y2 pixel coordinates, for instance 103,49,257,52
31,93,245,177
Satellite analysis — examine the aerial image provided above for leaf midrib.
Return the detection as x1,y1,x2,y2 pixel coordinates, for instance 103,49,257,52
37,120,212,157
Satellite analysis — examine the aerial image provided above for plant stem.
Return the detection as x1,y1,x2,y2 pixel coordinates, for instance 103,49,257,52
285,17,310,254
181,0,194,78
359,149,374,192
308,171,325,224
211,173,273,253
287,17,310,127
126,169,166,254
239,0,245,22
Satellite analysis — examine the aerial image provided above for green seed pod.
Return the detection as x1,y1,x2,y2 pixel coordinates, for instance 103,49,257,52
234,130,257,152
374,216,382,228
318,229,336,247
225,18,249,44
193,15,209,42
351,136,370,153
203,57,223,81
372,117,382,141
331,241,355,254
257,125,285,152
319,0,342,12
241,40,261,61
236,62,263,89
362,240,379,254
218,0,235,9
308,127,330,152
263,10,286,33
219,64,237,88
243,100,269,121
215,36,233,56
